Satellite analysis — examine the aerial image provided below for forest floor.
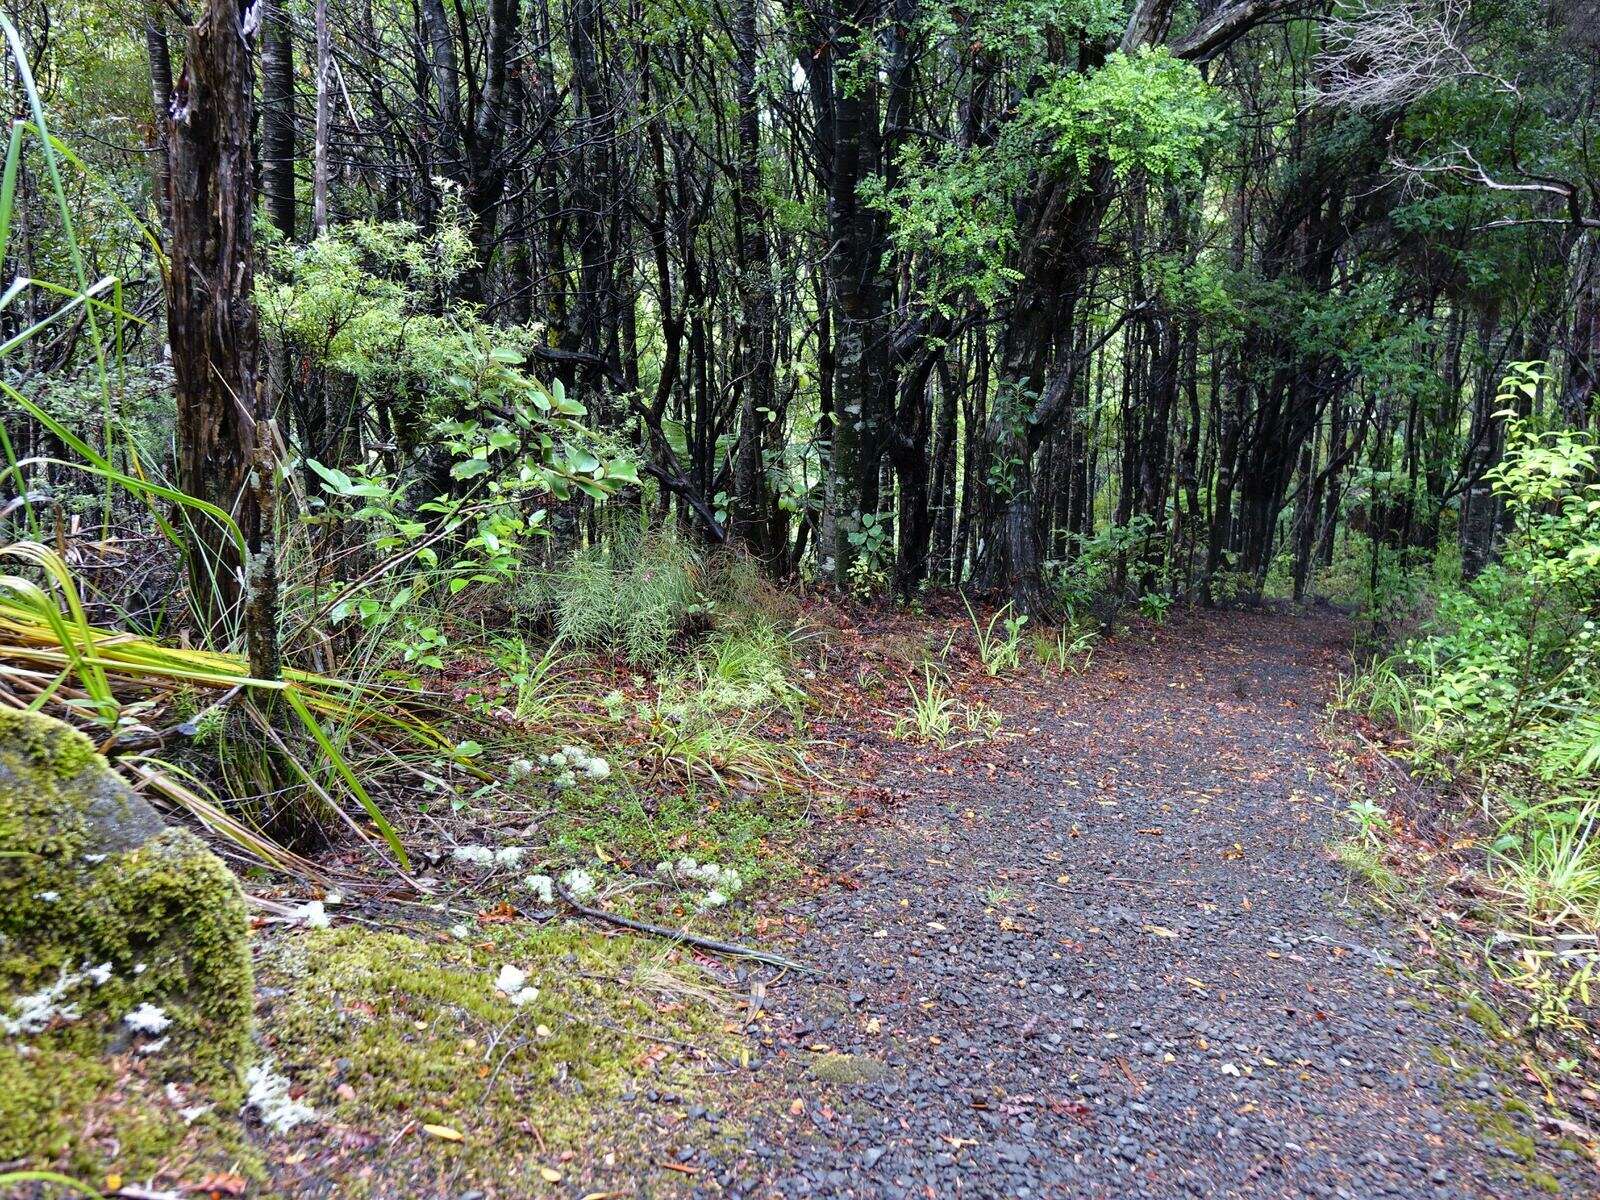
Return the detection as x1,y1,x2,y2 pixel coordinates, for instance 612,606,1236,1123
691,608,1600,1200
26,609,1600,1199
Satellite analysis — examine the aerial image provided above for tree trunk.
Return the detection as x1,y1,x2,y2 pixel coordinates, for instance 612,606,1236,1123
143,8,174,234
261,0,296,238
166,0,276,680
313,0,330,233
730,0,778,561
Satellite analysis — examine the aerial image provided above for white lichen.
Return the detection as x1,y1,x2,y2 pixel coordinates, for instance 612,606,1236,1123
124,1002,172,1035
295,900,331,930
538,745,610,788
450,844,495,868
494,963,527,995
1,968,85,1035
494,963,539,1007
524,874,555,905
659,858,744,896
494,846,528,868
165,1082,213,1125
560,868,597,902
244,1060,318,1133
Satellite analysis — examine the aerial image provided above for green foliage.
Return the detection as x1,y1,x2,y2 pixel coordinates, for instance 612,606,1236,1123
1022,49,1226,188
922,0,1125,62
533,525,706,665
630,685,805,796
1493,802,1600,926
862,144,1023,312
261,212,637,505
1488,368,1600,600
696,617,806,716
1349,368,1600,934
965,597,1028,676
1046,515,1159,614
1137,591,1174,625
843,512,894,597
1343,797,1392,846
1033,624,1098,674
1336,655,1417,726
895,665,958,746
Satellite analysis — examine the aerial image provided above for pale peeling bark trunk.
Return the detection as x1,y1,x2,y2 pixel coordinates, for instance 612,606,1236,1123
313,0,330,234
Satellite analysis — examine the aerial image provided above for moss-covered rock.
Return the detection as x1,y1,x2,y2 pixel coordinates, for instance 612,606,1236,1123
0,708,253,1086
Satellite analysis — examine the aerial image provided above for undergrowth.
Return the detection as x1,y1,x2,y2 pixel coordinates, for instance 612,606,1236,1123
1333,365,1600,1039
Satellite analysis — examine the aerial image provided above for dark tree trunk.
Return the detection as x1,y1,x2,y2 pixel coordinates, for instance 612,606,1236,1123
144,8,174,234
1563,237,1599,429
730,0,778,562
261,0,295,238
805,0,892,585
166,0,276,679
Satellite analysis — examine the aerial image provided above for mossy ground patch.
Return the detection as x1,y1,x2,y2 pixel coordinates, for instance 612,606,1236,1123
251,921,746,1195
5,919,749,1195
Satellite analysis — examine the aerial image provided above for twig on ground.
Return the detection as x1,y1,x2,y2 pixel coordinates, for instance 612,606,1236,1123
533,885,826,977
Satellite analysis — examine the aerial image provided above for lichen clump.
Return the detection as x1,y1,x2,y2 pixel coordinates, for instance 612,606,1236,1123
0,709,253,1088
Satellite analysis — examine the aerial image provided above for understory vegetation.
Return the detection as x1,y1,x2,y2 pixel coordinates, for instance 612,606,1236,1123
1337,365,1600,1037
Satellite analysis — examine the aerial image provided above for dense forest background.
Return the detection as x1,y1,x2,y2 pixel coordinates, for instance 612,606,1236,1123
5,0,1595,623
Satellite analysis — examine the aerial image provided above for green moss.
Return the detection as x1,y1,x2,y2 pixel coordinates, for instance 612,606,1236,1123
1,711,252,1091
0,706,101,785
254,922,740,1190
808,1052,888,1085
1462,992,1512,1041
0,1041,267,1184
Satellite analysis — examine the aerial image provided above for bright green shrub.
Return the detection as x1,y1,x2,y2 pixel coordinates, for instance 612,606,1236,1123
530,526,706,664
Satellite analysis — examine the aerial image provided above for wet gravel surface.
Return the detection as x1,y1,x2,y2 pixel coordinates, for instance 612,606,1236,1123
715,611,1592,1199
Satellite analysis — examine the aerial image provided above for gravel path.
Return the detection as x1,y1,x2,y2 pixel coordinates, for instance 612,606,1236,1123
721,610,1591,1199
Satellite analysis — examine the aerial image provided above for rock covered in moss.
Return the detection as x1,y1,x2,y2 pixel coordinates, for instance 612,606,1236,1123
0,708,252,1083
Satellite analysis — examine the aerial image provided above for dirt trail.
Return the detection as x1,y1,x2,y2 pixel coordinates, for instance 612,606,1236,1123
717,611,1590,1199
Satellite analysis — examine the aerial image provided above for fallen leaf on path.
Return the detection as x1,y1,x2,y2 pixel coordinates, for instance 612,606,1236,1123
190,1174,247,1196
423,1124,463,1141
1143,925,1178,939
